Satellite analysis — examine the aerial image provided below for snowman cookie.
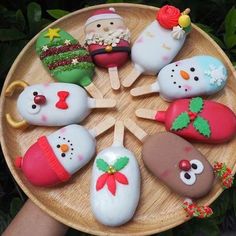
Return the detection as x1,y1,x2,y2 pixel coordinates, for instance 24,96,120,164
85,8,131,90
122,5,191,87
131,55,228,101
5,81,116,128
36,28,102,98
91,121,140,226
124,119,234,218
136,97,236,143
15,117,115,187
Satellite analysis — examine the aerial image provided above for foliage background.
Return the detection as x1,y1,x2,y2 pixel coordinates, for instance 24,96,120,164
0,0,236,235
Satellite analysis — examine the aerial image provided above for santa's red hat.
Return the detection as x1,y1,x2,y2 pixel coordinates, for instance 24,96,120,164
85,8,122,27
15,136,70,187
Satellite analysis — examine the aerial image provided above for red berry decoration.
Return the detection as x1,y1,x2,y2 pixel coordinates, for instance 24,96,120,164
179,160,191,171
34,95,46,105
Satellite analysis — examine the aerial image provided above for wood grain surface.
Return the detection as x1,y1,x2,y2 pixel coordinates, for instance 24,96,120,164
1,3,236,236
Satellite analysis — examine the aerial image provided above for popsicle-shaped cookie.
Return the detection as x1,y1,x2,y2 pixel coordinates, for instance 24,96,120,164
124,119,233,218
5,81,116,129
36,28,103,98
136,97,236,143
85,8,131,90
91,121,140,226
14,117,115,187
131,56,228,101
122,5,191,87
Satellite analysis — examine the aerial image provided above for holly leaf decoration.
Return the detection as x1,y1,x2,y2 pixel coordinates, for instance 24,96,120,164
189,97,203,113
193,116,211,137
171,112,190,131
113,157,129,171
96,159,109,172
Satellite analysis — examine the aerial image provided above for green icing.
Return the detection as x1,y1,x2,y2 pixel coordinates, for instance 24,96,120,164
36,28,77,54
171,112,190,131
52,62,95,87
42,49,89,65
189,97,203,113
193,116,211,137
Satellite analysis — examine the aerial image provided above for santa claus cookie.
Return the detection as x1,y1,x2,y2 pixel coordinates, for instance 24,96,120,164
124,119,234,218
131,55,228,101
84,8,131,90
5,81,116,128
14,117,115,187
136,97,236,143
91,121,140,226
122,5,191,87
36,28,102,98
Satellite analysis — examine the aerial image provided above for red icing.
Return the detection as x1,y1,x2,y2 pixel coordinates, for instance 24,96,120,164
156,5,181,29
179,160,191,171
107,175,116,196
155,99,236,143
88,40,130,68
56,91,69,110
34,95,46,105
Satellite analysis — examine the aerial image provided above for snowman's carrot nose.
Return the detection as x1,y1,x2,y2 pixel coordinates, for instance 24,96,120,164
60,144,69,152
180,70,190,80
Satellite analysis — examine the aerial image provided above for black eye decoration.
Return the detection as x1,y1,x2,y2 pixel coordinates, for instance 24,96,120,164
61,153,66,157
191,163,197,169
33,91,38,96
194,76,199,81
32,104,37,109
178,85,181,88
173,81,176,84
172,69,175,72
184,173,191,179
175,64,178,67
190,67,195,72
97,24,101,28
57,144,60,148
110,22,114,25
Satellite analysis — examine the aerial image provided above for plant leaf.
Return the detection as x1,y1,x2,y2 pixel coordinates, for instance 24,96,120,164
225,6,236,36
10,197,23,217
171,112,190,131
224,34,236,49
0,28,26,41
16,9,25,31
27,2,42,36
96,159,109,172
47,9,69,19
193,116,211,137
189,97,203,113
113,157,129,171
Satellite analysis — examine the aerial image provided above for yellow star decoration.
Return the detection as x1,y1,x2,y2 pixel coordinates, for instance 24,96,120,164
44,28,60,41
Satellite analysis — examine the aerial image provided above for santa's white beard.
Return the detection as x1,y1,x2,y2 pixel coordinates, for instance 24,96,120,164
85,28,130,46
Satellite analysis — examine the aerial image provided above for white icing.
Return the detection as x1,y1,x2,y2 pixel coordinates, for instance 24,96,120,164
47,124,96,174
17,83,92,126
155,56,228,101
190,159,204,174
131,20,186,75
171,26,185,40
180,171,196,185
90,146,140,226
204,65,227,86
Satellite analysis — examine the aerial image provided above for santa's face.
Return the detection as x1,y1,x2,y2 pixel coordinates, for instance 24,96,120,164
158,59,207,100
47,125,96,174
16,83,90,126
85,18,127,36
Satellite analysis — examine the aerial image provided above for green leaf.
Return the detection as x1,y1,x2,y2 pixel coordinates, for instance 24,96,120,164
225,6,236,36
193,116,211,137
10,197,23,217
47,9,69,19
0,28,26,41
224,35,236,49
27,2,42,36
171,112,190,131
113,157,129,171
16,9,26,31
189,97,203,113
96,159,109,172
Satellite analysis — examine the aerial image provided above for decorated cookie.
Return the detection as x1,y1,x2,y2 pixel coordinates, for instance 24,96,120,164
131,55,228,101
91,121,140,226
122,5,191,87
136,97,236,143
124,119,234,218
5,81,116,128
36,28,102,98
14,117,115,187
85,8,131,90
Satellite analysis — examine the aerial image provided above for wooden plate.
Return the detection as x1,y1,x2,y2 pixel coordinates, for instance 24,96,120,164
1,3,236,236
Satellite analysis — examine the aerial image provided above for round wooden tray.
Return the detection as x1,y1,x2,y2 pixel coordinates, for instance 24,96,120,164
1,3,236,236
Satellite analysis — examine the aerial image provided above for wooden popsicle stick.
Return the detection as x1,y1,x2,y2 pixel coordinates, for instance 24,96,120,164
122,68,142,88
89,116,115,138
182,8,190,15
91,99,116,108
85,82,103,98
130,83,159,97
135,108,157,120
124,118,148,142
113,120,124,147
108,67,120,90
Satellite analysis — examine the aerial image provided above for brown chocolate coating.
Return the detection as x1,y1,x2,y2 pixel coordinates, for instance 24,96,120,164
142,132,214,199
